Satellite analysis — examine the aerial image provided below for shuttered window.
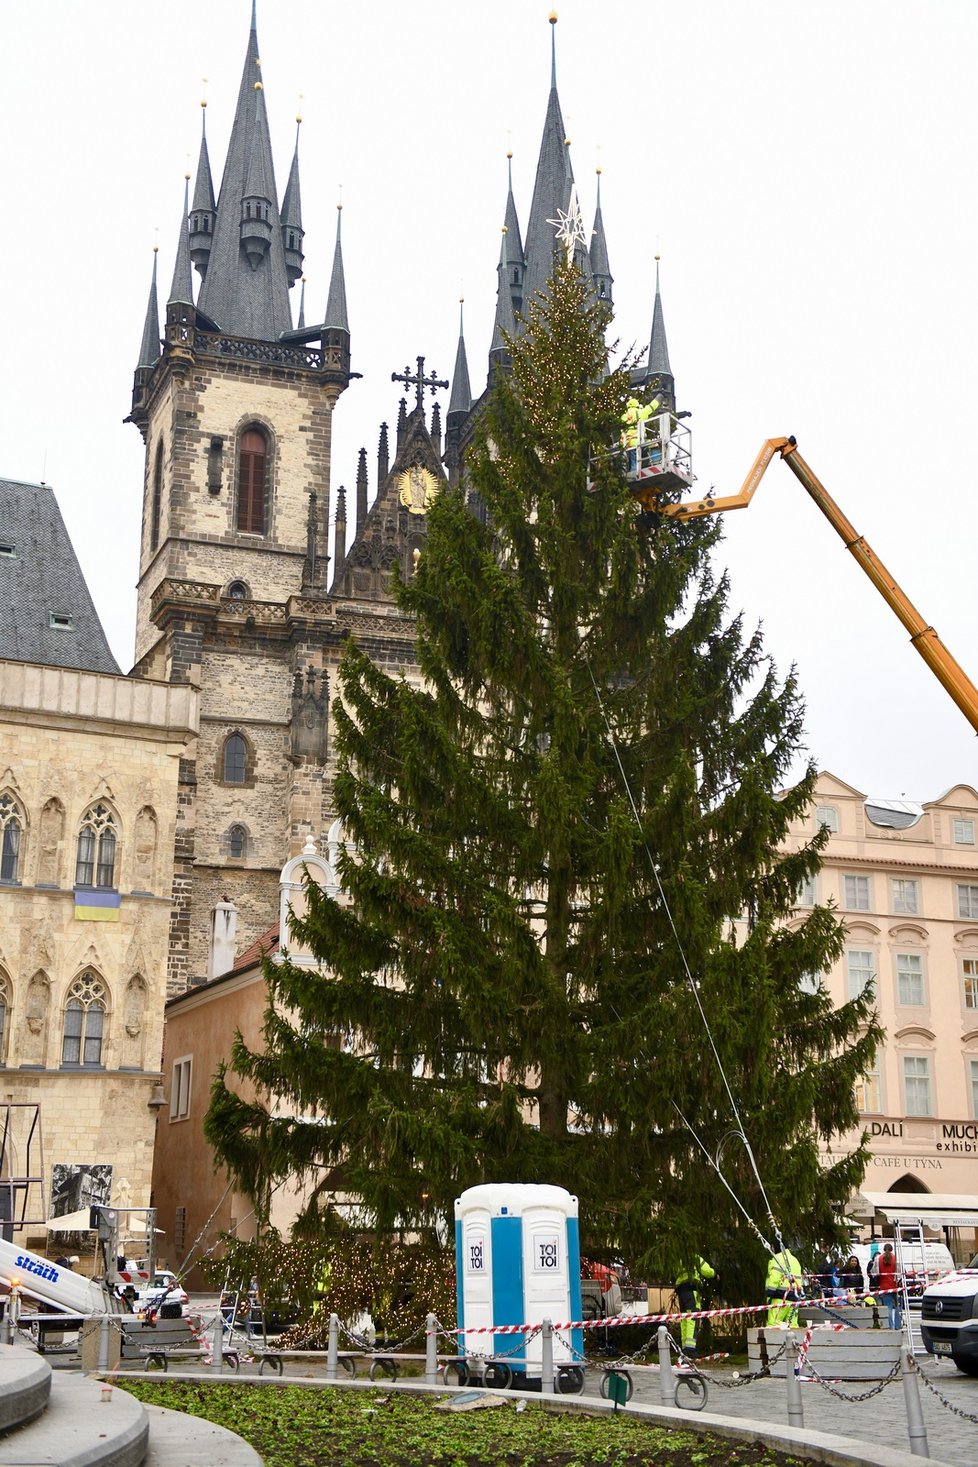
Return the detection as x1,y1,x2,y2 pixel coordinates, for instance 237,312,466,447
237,429,267,534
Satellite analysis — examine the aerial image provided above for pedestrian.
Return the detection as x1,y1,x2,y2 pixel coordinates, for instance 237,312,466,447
875,1243,903,1329
621,396,658,473
765,1244,803,1326
675,1256,716,1357
839,1253,864,1297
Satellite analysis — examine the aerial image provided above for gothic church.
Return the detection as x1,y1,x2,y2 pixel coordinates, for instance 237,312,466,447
128,9,674,993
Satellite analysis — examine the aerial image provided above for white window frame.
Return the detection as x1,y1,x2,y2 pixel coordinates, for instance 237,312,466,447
796,874,817,908
856,1059,883,1115
170,1056,192,1121
957,884,978,919
970,1059,978,1121
962,957,978,1011
847,949,875,1000
895,951,925,1007
815,806,839,833
903,1055,933,1117
891,878,919,916
843,874,871,911
954,818,976,846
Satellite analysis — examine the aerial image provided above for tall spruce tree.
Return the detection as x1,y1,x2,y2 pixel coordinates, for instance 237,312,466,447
206,261,881,1291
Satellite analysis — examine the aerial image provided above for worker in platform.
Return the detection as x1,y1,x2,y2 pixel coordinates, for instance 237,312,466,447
621,395,659,473
766,1244,804,1326
675,1256,716,1357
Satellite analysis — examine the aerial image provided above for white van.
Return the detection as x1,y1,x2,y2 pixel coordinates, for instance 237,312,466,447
921,1255,978,1375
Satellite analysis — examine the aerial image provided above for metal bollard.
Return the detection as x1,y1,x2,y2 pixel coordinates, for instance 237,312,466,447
211,1314,224,1373
97,1315,112,1375
326,1312,339,1381
901,1349,930,1458
784,1338,804,1429
425,1313,439,1383
541,1319,554,1395
658,1325,674,1406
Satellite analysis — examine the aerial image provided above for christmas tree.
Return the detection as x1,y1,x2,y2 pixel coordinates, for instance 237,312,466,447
206,260,880,1291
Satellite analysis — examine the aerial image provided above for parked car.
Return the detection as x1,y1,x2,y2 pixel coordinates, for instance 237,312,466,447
134,1271,189,1317
920,1253,978,1375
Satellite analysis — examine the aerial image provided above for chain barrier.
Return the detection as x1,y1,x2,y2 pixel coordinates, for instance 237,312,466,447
338,1317,428,1354
910,1356,978,1425
799,1356,902,1403
464,1328,542,1365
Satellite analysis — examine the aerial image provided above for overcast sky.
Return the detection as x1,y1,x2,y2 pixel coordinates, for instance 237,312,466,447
4,0,977,802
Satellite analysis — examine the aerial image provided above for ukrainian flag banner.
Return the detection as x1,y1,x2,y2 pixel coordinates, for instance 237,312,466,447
74,889,121,922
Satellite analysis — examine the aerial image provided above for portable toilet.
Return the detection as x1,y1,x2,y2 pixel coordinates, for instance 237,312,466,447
455,1183,583,1382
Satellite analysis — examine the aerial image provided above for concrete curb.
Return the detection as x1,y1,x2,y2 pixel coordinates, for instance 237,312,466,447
130,1366,960,1467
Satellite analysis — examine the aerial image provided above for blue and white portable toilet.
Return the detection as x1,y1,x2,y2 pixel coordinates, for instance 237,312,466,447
455,1183,583,1380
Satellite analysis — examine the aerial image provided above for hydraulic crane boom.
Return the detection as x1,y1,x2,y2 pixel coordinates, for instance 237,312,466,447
636,435,978,738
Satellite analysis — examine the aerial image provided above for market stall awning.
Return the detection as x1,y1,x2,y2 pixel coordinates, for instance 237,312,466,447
859,1192,978,1229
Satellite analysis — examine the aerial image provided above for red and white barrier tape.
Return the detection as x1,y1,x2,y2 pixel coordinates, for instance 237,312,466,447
449,1296,841,1336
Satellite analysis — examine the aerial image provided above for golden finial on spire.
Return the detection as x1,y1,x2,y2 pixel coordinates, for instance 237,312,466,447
655,253,661,261
507,150,513,160
549,10,558,23
255,81,263,91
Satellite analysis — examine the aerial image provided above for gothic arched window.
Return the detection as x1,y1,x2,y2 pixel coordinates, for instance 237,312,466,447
150,440,164,551
62,972,107,1067
75,803,118,888
222,734,247,785
228,823,247,859
0,791,24,883
236,427,268,535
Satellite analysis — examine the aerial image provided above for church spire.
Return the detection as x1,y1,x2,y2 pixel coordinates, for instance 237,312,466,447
502,152,525,317
589,167,613,306
445,299,471,482
189,102,216,279
489,227,516,381
195,9,292,340
168,175,195,309
280,116,305,286
448,300,472,417
137,247,161,370
519,13,574,314
643,255,675,409
322,203,351,398
324,204,349,332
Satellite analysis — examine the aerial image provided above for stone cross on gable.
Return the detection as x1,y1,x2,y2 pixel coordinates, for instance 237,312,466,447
391,356,449,412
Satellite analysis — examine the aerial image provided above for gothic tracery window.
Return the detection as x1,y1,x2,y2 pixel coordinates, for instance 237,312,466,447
222,734,247,784
75,804,118,888
62,973,107,1067
0,791,24,883
0,972,9,1063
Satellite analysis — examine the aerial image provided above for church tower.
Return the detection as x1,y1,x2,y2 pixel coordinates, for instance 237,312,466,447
125,9,364,991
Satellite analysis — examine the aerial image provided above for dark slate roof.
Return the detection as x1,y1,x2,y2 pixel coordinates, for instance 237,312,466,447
0,479,120,673
502,155,525,271
323,206,349,332
448,302,472,416
191,110,216,215
589,172,613,301
280,128,303,233
648,258,672,377
168,177,195,309
194,13,293,341
137,248,161,369
520,79,573,315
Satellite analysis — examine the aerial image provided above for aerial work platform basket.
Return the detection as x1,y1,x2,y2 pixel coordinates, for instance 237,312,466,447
589,412,693,506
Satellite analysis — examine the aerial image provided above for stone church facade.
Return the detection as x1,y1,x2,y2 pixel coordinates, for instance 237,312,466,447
129,10,672,994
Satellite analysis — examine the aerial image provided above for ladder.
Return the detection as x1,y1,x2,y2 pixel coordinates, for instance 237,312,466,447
892,1218,926,1355
0,1103,46,1240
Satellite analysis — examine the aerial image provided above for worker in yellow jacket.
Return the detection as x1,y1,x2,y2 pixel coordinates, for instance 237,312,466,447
621,396,659,472
766,1246,804,1326
675,1256,716,1357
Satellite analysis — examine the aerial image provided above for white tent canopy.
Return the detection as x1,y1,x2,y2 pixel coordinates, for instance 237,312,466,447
46,1208,162,1235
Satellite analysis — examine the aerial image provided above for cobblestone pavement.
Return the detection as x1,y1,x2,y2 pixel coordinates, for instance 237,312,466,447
615,1354,978,1466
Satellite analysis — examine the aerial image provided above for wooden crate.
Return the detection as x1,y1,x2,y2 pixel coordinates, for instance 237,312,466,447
748,1326,902,1380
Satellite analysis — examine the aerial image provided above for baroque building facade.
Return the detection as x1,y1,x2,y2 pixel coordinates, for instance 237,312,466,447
781,772,978,1250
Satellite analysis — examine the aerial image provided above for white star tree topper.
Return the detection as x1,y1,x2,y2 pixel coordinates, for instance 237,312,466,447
547,183,588,262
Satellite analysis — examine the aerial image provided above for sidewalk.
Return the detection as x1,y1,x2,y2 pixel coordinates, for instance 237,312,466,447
622,1355,978,1467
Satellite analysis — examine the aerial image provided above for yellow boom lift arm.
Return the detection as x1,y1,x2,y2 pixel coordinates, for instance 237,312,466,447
635,435,978,737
